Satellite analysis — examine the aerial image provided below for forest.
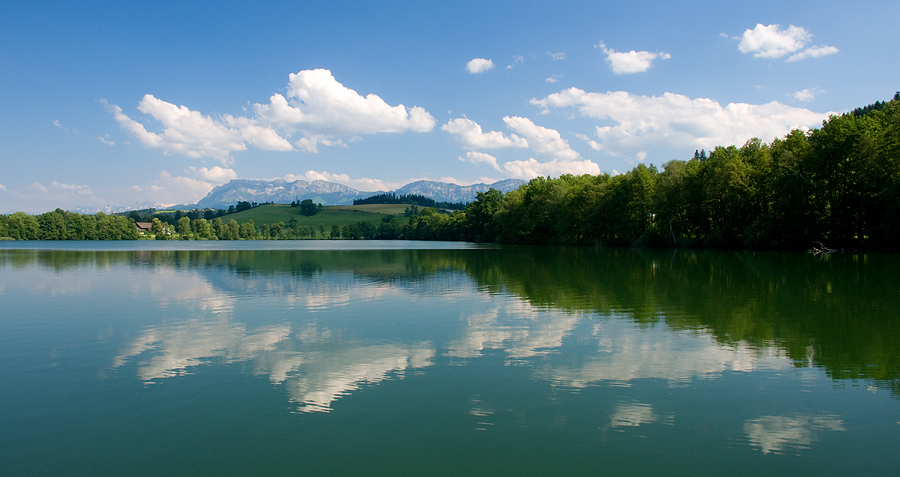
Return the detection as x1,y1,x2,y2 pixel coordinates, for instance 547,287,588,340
2,93,898,250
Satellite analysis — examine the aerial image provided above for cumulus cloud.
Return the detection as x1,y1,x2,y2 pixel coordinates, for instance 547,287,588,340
738,24,837,61
502,158,600,179
546,75,561,83
460,151,501,171
793,88,821,102
107,69,435,162
188,166,238,184
466,58,494,74
502,116,580,161
255,69,435,138
596,42,670,74
533,88,834,159
788,45,839,62
739,24,810,58
446,115,589,179
442,117,529,149
106,96,248,164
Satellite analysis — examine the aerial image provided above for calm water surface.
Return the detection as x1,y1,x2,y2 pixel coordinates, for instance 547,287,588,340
1,242,898,475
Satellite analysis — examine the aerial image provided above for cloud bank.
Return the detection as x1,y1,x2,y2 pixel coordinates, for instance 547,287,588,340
445,115,598,179
738,24,838,62
108,69,436,161
596,42,671,74
533,88,833,159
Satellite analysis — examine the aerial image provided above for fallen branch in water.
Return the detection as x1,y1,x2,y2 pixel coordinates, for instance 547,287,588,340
808,241,836,255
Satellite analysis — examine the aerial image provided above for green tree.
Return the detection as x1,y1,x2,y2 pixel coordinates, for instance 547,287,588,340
299,199,318,216
177,216,193,239
6,212,40,240
37,210,67,240
465,188,503,242
238,219,257,239
192,218,214,240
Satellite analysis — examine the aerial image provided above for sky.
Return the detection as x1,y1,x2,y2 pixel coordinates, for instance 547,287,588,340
2,0,898,214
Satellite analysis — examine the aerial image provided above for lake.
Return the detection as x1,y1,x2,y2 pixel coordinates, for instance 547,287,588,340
1,241,898,475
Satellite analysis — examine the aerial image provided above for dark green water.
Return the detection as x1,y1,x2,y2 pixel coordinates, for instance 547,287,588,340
1,242,898,475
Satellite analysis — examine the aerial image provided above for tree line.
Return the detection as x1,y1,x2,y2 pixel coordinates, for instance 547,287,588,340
353,193,466,210
1,210,138,240
146,216,388,241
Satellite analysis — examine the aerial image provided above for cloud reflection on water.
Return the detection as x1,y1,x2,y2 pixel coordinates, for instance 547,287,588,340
744,415,845,454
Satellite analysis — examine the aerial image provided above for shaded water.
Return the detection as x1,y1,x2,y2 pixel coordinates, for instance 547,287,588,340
1,242,898,475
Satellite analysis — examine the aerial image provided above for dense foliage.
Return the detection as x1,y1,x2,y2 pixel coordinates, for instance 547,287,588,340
0,210,138,240
396,94,900,250
353,193,466,210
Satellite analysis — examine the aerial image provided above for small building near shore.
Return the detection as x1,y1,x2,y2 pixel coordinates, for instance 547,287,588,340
135,222,152,234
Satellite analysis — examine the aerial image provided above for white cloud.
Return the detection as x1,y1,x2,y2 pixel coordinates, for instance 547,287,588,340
51,181,94,196
108,69,435,162
788,45,839,62
295,134,348,153
466,58,494,74
222,115,294,151
256,69,435,137
533,88,834,158
793,88,821,102
548,51,565,61
575,133,603,151
0,184,6,191
442,117,528,149
447,116,588,179
502,116,580,161
501,158,600,179
545,75,561,83
739,24,811,58
738,24,837,62
98,135,115,146
459,151,501,171
106,96,247,164
188,166,237,185
31,183,49,193
596,42,670,74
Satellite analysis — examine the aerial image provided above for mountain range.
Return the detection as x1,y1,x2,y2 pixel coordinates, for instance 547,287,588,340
193,178,527,210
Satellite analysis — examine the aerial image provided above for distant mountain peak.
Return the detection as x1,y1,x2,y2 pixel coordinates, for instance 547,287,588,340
193,178,525,209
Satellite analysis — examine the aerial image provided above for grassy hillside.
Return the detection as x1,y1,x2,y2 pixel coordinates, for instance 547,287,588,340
224,204,410,229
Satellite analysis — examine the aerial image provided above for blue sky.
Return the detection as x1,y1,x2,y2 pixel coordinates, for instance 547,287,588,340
2,0,898,213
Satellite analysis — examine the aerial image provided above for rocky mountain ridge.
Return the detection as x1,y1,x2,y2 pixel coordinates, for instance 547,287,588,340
194,178,526,209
